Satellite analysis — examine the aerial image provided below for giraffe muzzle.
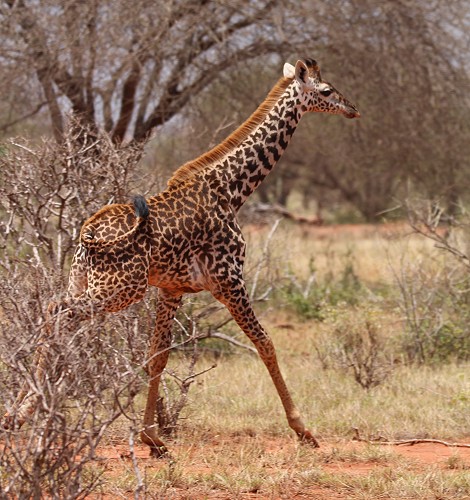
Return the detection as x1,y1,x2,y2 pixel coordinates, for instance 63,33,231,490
344,105,360,119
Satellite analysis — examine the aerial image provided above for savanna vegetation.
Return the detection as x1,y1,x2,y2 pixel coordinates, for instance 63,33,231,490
1,0,470,498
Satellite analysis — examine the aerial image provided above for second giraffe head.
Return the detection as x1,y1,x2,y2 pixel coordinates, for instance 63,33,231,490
284,58,360,119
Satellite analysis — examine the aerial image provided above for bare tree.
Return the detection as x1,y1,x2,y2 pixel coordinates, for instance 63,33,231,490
291,0,470,220
2,0,470,220
0,0,304,143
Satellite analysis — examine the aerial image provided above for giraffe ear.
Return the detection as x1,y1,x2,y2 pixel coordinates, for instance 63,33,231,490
294,60,309,84
283,62,295,79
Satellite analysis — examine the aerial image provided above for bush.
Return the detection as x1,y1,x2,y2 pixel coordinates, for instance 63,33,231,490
0,123,153,496
281,255,365,321
328,308,395,389
0,264,147,497
395,259,470,364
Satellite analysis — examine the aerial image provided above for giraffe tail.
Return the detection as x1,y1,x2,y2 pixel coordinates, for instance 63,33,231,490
132,194,150,220
80,195,150,249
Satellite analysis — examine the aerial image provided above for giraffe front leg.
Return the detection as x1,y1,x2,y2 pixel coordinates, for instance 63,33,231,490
141,290,182,458
4,284,148,431
3,299,75,429
216,283,319,448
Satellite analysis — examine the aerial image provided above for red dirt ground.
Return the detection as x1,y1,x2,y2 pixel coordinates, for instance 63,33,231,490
92,436,470,499
98,437,470,469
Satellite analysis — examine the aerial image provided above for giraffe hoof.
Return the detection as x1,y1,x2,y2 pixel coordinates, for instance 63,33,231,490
141,430,170,458
3,413,23,431
149,444,170,459
299,430,320,448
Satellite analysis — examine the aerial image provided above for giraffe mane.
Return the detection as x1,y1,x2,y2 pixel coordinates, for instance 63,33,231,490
167,76,293,188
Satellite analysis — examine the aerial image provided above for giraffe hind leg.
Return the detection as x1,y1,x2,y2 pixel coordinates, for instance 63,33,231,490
141,289,182,458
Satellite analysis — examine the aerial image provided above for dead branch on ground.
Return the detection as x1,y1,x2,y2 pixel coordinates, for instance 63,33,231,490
352,427,470,448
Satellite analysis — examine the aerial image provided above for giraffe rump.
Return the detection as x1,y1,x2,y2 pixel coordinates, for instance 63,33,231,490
80,196,149,249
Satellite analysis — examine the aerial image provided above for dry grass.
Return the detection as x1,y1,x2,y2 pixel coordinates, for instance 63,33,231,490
243,221,439,284
172,330,469,442
4,221,470,498
90,222,470,498
92,434,470,499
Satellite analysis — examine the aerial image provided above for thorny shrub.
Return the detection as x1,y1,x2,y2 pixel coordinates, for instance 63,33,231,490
399,200,470,363
325,308,394,389
394,259,470,364
0,265,147,498
0,122,154,497
0,120,152,274
314,306,397,389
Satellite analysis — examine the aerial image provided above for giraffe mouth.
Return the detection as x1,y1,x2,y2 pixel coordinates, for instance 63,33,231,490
346,110,360,119
344,106,360,119
339,98,360,119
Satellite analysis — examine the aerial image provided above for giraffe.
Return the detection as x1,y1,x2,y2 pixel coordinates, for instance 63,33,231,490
5,58,359,457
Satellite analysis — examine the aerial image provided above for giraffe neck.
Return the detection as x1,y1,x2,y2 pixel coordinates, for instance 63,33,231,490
218,82,302,211
167,78,305,210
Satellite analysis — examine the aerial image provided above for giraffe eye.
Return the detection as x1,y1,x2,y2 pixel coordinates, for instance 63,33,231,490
320,88,333,97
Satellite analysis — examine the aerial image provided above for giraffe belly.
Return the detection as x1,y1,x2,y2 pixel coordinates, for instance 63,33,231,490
147,258,207,294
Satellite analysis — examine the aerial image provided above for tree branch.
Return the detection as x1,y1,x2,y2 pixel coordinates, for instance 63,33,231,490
205,332,258,355
137,40,283,141
112,59,142,143
0,101,48,134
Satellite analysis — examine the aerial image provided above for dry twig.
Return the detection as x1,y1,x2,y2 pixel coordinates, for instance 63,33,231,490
352,427,470,448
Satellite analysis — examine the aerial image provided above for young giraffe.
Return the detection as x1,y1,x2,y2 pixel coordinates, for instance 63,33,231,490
6,58,359,457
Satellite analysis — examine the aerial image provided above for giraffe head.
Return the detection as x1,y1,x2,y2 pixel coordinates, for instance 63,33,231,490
284,58,360,119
